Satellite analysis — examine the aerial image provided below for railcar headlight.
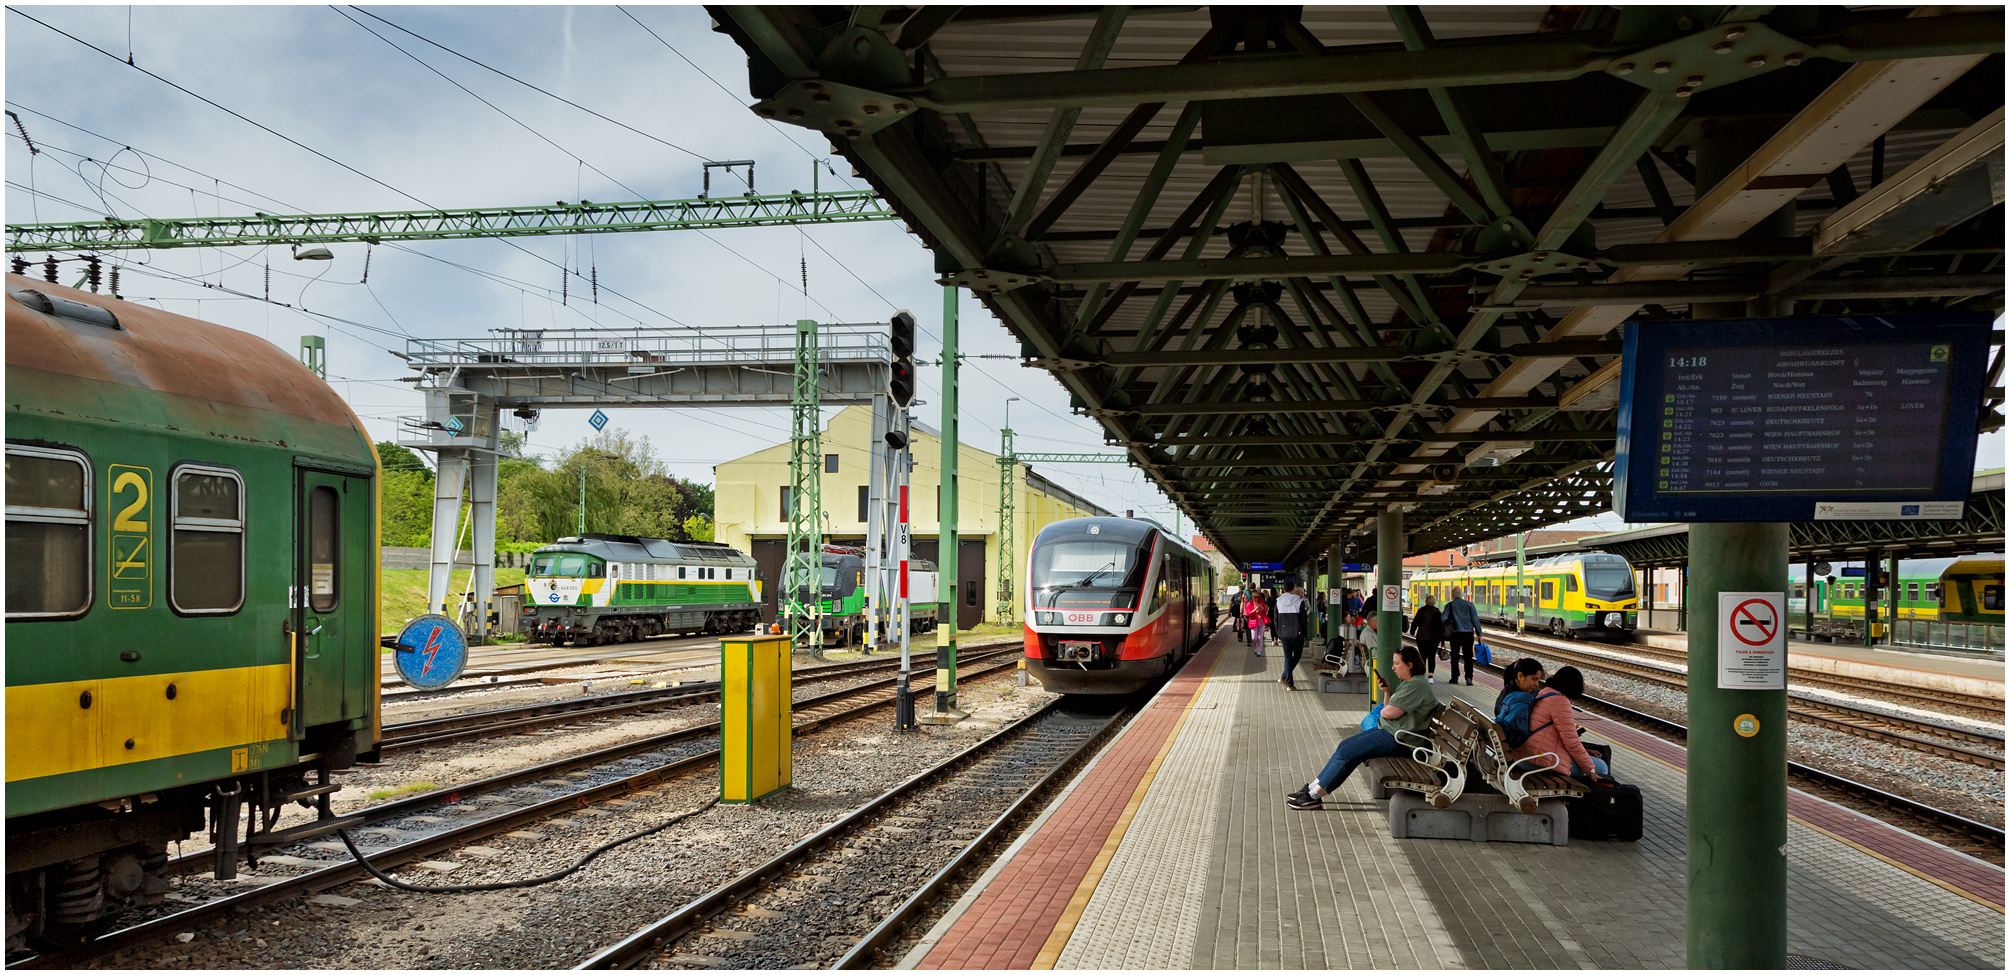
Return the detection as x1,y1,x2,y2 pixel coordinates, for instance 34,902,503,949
1042,612,1058,624
1110,613,1128,625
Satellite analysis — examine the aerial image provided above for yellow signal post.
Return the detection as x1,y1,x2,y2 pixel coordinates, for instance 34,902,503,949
720,634,792,802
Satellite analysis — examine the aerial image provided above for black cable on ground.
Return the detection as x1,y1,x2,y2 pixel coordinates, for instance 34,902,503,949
336,795,719,893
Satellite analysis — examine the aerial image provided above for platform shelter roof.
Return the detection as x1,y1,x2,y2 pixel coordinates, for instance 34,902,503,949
709,5,2005,567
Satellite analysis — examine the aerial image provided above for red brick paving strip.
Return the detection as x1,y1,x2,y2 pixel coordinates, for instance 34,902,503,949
918,631,1229,969
1471,671,2005,909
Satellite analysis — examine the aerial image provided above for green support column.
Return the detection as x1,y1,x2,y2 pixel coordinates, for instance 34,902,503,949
1686,523,1790,969
923,286,965,724
1686,114,1796,965
1326,544,1343,645
1376,509,1403,684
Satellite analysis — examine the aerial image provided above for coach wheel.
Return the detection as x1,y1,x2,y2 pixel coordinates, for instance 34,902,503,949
1550,618,1565,637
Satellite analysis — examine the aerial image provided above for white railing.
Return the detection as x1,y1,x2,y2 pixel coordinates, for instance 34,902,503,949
404,324,889,369
1889,618,2006,655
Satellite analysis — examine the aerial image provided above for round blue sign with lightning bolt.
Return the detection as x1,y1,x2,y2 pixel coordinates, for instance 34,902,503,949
394,614,469,689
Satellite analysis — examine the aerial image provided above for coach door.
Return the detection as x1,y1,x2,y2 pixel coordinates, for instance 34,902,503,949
291,467,366,740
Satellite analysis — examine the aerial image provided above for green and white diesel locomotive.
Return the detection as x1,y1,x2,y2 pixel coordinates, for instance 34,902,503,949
523,534,763,645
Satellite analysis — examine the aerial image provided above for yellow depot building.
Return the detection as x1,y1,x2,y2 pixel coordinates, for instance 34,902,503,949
714,404,1109,629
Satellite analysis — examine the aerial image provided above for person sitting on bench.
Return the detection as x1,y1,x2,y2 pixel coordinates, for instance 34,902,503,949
1285,646,1436,810
1508,665,1611,783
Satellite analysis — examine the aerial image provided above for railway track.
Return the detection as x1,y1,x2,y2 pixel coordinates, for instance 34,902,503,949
22,657,1028,969
1490,625,2005,716
578,701,1129,970
1410,639,2005,864
1474,631,2005,770
379,643,1019,754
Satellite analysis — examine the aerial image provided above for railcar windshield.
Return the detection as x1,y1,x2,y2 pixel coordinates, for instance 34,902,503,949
1030,539,1151,590
818,566,841,587
1583,562,1635,598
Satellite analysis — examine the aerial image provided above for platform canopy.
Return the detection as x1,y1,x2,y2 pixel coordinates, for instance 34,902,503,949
708,5,2005,566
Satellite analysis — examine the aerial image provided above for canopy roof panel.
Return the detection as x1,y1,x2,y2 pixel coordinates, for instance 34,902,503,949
710,5,2004,567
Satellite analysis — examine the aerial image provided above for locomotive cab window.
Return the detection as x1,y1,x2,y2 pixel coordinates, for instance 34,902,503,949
5,446,91,619
171,465,244,614
308,485,339,612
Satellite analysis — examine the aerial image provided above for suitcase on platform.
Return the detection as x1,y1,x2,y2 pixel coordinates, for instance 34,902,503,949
1568,780,1643,842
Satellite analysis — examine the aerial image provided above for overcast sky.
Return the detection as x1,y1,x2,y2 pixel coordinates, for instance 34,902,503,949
4,4,1186,524
7,5,1999,550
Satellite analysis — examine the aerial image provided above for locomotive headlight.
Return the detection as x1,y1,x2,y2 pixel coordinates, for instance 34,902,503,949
1110,613,1128,625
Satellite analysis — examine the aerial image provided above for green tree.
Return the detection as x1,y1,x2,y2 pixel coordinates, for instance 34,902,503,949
681,513,715,541
380,469,435,546
375,441,431,479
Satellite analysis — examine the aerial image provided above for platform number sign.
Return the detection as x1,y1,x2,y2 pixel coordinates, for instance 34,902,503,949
589,409,609,431
107,464,153,609
1716,591,1785,690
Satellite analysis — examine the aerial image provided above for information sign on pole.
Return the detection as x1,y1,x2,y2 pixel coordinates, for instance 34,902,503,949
1614,314,1991,523
1716,591,1786,690
1380,584,1401,612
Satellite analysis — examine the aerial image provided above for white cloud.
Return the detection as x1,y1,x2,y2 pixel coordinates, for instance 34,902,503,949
5,4,1172,521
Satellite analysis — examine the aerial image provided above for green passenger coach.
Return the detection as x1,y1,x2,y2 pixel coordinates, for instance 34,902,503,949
6,274,381,949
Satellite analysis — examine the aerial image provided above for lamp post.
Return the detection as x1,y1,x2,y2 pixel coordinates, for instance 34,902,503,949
576,450,620,536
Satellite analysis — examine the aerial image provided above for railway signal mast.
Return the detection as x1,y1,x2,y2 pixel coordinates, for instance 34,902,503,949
887,311,918,730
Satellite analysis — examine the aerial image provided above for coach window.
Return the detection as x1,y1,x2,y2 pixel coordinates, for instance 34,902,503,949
309,485,339,612
1907,582,1920,602
1984,584,2002,612
171,465,245,613
1541,580,1555,603
5,446,91,619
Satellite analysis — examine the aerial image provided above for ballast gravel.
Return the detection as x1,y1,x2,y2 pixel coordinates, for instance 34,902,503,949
87,674,1055,970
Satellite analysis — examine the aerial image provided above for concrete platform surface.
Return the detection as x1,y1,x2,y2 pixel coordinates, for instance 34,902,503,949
902,628,2004,970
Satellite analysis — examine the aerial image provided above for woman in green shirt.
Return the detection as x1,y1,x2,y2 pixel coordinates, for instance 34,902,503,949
1285,646,1437,811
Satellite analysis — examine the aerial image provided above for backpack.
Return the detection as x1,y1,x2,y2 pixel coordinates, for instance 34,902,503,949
1495,689,1559,749
1275,605,1304,640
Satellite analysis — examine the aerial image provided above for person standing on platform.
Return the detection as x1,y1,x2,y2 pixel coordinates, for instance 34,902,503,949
1245,590,1270,657
1230,590,1247,644
1444,586,1480,685
1410,593,1445,682
1285,646,1437,810
1274,580,1310,691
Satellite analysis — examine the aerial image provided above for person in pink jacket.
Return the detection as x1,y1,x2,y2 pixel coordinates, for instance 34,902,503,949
1509,666,1611,782
1244,591,1271,657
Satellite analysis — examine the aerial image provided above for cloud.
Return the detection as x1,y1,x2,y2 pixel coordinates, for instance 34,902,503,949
4,5,1169,519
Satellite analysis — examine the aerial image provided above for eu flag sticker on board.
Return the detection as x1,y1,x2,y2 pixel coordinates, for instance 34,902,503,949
589,409,609,431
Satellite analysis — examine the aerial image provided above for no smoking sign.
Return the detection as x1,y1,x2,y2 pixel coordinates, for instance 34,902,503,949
1717,591,1786,690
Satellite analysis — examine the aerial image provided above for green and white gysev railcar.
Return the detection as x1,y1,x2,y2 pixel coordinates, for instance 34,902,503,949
523,534,762,645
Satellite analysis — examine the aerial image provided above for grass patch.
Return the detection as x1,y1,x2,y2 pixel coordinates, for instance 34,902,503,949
364,781,439,800
380,567,525,635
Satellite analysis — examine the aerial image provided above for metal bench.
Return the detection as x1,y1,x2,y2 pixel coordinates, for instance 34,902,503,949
1364,704,1476,809
1317,636,1372,694
1446,699,1591,813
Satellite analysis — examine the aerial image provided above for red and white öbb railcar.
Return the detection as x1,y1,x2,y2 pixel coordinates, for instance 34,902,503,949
1022,516,1215,694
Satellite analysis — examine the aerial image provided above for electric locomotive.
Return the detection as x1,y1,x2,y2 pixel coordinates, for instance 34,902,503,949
1410,552,1640,638
5,275,381,949
1022,516,1214,694
523,534,762,645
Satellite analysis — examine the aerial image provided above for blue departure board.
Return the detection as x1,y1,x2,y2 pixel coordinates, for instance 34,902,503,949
1614,314,1993,523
